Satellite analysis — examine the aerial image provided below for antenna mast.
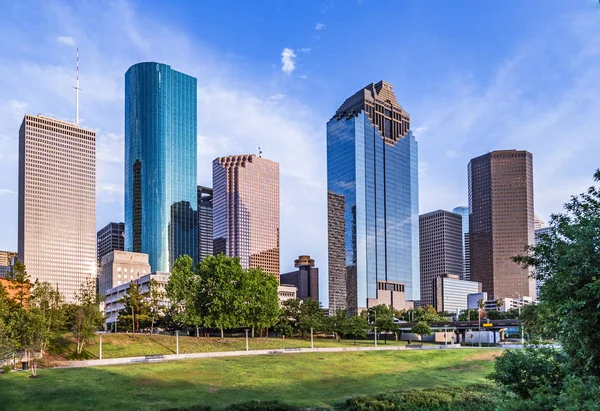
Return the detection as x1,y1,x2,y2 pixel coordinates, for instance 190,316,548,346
258,146,263,158
74,47,80,125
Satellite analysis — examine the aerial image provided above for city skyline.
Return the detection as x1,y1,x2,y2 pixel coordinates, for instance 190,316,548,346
0,1,598,306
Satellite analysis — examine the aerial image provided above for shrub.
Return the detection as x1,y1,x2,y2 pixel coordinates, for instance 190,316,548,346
487,346,567,398
162,406,212,411
225,401,301,411
2,364,11,374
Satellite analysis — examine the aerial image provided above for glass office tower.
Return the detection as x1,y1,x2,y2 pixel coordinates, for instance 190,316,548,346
327,81,419,314
452,206,470,280
125,62,197,273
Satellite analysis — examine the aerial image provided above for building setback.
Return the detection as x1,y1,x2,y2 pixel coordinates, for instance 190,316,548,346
419,210,463,308
468,150,535,300
280,255,319,301
213,154,280,280
124,62,198,273
18,115,96,302
197,186,213,262
327,80,419,314
97,222,125,267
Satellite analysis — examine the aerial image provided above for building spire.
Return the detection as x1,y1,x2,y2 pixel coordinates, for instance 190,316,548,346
74,47,80,125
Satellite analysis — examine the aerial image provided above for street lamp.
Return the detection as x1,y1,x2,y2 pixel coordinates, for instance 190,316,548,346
374,326,378,348
310,327,314,349
514,292,524,344
244,329,249,352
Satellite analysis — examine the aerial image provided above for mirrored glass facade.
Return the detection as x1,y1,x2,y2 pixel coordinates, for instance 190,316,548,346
327,81,419,313
452,206,470,280
125,62,197,273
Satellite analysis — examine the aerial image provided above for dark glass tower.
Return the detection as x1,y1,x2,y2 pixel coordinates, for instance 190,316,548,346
327,81,419,313
452,206,470,281
197,186,213,262
125,62,198,273
97,222,125,266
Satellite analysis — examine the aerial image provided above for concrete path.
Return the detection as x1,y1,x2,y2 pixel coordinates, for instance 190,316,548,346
56,343,469,368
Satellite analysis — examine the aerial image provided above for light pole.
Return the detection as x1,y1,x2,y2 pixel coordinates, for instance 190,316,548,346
374,326,378,348
245,329,249,352
176,330,179,355
444,326,447,347
514,292,524,344
310,327,314,349
99,333,103,360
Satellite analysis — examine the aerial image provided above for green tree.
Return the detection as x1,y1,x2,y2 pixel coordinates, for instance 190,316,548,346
326,308,350,341
147,278,165,335
513,171,600,376
415,305,445,322
347,315,369,345
5,307,46,376
196,254,246,339
370,305,398,344
242,268,279,338
166,255,203,336
73,278,103,354
297,298,325,338
118,282,150,335
6,260,30,307
280,298,301,335
0,282,16,367
29,282,64,355
274,309,294,338
411,321,432,340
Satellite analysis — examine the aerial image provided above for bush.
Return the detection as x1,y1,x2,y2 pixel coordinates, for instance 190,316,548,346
2,364,11,374
226,400,301,411
162,406,212,411
487,346,567,398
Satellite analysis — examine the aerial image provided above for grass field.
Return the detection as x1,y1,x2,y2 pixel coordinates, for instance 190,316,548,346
50,333,415,360
1,349,501,410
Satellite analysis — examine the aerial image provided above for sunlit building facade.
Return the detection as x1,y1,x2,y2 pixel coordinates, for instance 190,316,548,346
125,62,198,273
197,186,213,262
18,115,96,302
213,155,280,280
327,80,419,314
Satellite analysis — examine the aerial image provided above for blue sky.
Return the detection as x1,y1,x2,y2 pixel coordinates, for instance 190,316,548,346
0,0,599,305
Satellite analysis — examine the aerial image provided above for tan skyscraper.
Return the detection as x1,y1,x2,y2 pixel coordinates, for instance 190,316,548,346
213,154,280,280
18,115,96,302
468,150,535,300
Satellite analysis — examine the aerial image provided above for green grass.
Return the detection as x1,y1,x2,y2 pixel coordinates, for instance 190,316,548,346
50,333,414,360
0,349,501,410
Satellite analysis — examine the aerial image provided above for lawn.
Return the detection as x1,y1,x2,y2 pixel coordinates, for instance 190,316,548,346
0,349,501,410
50,333,414,360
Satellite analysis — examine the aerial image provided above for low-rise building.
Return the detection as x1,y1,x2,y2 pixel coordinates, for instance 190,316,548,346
277,284,297,304
0,251,17,279
467,292,488,309
486,296,534,312
280,255,319,301
99,251,151,297
433,274,482,313
367,280,414,311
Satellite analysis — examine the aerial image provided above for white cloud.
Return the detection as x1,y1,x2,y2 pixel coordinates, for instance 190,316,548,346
0,189,16,196
267,93,286,104
56,36,75,46
315,23,326,31
299,47,311,53
281,47,297,75
445,150,460,158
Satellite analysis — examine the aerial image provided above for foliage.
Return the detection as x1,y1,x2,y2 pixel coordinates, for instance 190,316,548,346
519,304,557,341
415,305,446,322
297,298,326,337
118,282,151,334
347,315,369,344
5,260,31,306
166,255,202,334
488,346,567,398
326,308,350,340
366,305,398,344
73,278,103,354
30,282,64,354
4,307,46,375
226,400,301,411
513,170,600,377
411,322,432,338
242,268,280,336
147,278,165,334
279,298,301,334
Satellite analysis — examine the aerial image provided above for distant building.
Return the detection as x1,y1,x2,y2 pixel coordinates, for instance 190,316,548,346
99,251,150,297
327,80,419,315
534,227,552,298
213,154,280,280
419,210,463,307
367,280,413,311
277,284,297,304
125,62,198,273
534,213,546,230
104,272,169,326
97,222,125,266
280,255,319,301
468,150,535,300
485,296,534,312
19,114,96,302
0,251,17,279
467,292,488,309
197,186,213,262
452,206,471,281
433,274,482,313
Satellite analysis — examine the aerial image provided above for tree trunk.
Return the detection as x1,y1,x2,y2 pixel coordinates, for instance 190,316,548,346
220,326,224,339
266,327,269,338
385,332,387,344
196,326,199,338
151,319,155,335
252,326,255,338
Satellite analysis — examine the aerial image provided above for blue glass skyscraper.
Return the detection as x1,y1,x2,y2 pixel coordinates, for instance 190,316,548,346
452,206,470,280
327,81,419,313
125,62,197,273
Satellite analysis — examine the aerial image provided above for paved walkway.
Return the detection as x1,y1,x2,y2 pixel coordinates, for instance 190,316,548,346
56,343,469,368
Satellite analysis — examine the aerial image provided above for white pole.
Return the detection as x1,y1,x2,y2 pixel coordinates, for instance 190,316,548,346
374,326,377,348
245,329,249,352
445,326,447,346
176,330,179,355
310,328,314,349
75,48,80,125
99,334,103,360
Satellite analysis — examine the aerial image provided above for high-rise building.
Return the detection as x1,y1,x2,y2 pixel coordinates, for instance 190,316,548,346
327,80,419,314
419,210,464,307
97,222,125,266
433,274,482,313
280,255,319,301
452,206,471,281
468,150,535,300
0,251,17,279
18,115,96,302
99,250,151,296
197,186,213,262
124,62,198,273
213,154,280,279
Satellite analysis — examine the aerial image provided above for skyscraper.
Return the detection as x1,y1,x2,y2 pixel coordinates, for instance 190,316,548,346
97,222,125,266
468,150,535,300
452,206,470,281
197,186,213,262
280,255,319,301
419,210,463,307
125,62,198,273
213,155,280,279
18,115,96,302
327,80,419,314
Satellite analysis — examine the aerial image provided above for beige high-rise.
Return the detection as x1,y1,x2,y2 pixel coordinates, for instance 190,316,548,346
213,155,280,280
18,115,96,302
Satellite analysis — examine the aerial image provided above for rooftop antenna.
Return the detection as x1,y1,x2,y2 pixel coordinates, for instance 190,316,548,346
258,146,263,158
74,47,80,125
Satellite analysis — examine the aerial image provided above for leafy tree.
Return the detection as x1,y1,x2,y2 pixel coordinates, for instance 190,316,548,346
513,170,600,376
166,255,203,336
326,308,350,341
6,260,31,307
73,278,103,354
147,278,166,335
459,308,479,321
411,321,432,340
196,254,246,338
274,309,294,338
242,268,279,337
5,307,46,376
297,298,325,338
29,282,64,355
415,305,445,322
0,282,16,367
519,303,557,341
369,305,398,344
347,315,368,345
280,298,301,335
118,282,150,335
